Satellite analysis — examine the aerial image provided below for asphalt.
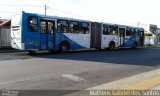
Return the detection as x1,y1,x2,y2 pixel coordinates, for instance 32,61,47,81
0,48,159,96
0,48,22,53
65,69,160,96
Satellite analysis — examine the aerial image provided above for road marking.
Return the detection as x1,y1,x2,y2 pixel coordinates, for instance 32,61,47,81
64,69,160,96
124,75,160,90
64,75,160,96
62,74,84,82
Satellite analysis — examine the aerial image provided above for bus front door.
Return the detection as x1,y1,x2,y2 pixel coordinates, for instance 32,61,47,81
119,28,125,47
40,20,55,50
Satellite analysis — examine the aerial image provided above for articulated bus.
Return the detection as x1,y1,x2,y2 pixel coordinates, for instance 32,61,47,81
11,12,144,54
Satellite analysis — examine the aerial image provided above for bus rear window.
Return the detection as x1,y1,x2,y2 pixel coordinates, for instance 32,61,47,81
28,17,38,32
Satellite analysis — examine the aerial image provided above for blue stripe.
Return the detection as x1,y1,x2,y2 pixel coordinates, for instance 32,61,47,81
124,36,136,47
54,32,86,50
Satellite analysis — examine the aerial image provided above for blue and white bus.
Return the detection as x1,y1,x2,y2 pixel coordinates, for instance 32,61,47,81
11,12,144,54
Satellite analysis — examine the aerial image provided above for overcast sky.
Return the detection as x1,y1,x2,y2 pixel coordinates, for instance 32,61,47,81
0,0,160,27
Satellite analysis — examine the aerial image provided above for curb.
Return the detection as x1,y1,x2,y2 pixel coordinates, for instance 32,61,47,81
0,48,23,53
64,69,160,96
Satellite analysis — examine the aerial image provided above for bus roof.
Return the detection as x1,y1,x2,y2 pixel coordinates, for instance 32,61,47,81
17,11,144,29
34,12,92,23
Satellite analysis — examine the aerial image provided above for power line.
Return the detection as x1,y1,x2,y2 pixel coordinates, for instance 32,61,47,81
0,3,88,19
47,6,100,21
0,3,100,21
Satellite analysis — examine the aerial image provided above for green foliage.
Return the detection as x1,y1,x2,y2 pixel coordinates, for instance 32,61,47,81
144,44,157,48
144,33,153,36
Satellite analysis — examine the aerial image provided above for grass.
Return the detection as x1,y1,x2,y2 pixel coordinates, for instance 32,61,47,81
143,44,160,48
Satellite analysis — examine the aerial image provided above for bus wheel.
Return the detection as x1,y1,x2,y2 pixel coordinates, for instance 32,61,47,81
28,51,36,55
59,42,70,53
132,42,137,49
109,42,115,50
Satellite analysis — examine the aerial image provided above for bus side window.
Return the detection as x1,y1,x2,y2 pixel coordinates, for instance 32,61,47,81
69,21,79,33
28,16,38,32
111,26,118,35
140,31,143,37
135,29,139,37
40,21,46,34
131,28,135,36
126,28,131,36
48,22,54,34
103,25,117,35
80,22,89,34
57,19,69,33
103,25,110,35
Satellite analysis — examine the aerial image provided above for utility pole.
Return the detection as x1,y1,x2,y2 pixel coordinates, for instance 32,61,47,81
45,0,50,15
137,22,140,27
45,4,47,15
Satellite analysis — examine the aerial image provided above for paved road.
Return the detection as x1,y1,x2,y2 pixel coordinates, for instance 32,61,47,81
0,48,159,95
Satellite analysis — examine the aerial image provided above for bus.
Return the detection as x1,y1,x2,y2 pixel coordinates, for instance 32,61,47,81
11,12,144,54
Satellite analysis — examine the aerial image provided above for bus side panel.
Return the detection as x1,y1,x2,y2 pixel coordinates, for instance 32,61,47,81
54,32,86,50
22,13,40,51
124,29,144,47
90,22,102,49
64,33,91,48
40,33,47,50
124,36,136,47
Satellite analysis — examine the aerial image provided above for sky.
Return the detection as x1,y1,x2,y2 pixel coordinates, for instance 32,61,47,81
0,0,160,27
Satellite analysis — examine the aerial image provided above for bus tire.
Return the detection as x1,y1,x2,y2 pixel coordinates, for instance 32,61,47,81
109,42,115,50
59,42,70,53
132,42,137,49
28,50,36,55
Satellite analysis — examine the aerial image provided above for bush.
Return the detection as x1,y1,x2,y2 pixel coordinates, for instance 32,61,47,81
144,44,156,48
144,33,153,36
147,44,152,46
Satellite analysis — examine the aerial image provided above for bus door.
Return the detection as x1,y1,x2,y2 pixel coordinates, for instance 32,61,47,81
40,20,55,50
118,27,126,47
139,29,144,46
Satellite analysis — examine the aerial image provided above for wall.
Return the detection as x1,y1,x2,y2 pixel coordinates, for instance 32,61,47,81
144,36,155,45
0,27,11,48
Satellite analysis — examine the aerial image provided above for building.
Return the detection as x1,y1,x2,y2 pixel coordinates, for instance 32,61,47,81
0,19,11,27
149,24,157,34
0,19,11,48
156,28,160,44
138,23,160,45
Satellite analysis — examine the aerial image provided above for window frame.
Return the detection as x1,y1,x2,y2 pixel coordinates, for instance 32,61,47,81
103,25,118,35
135,28,139,37
103,25,110,35
126,27,131,36
79,22,90,34
57,19,69,33
47,21,54,34
40,20,47,34
28,16,38,32
69,20,80,33
131,28,136,36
